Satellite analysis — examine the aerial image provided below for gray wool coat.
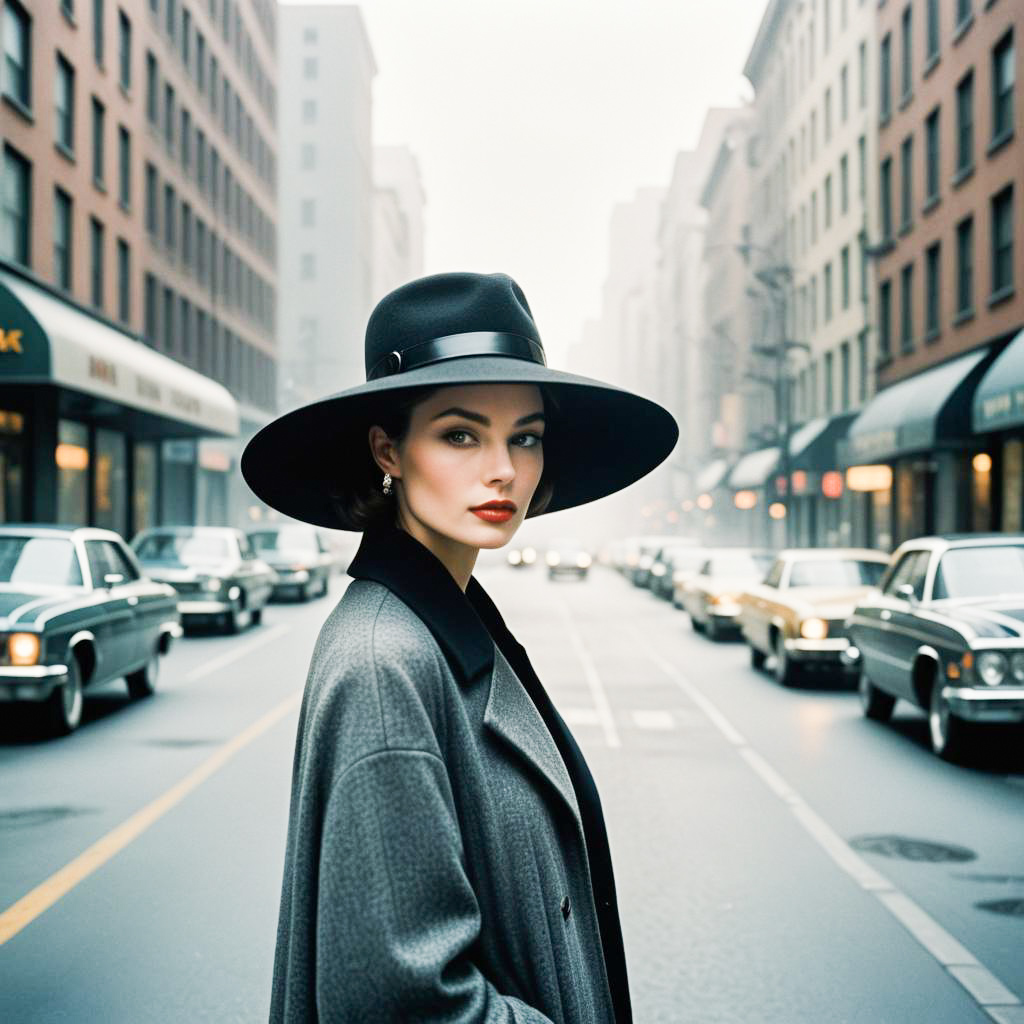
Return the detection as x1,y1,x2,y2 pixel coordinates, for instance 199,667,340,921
270,528,629,1023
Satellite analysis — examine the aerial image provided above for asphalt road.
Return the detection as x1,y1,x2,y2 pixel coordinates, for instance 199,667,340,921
0,563,1021,1023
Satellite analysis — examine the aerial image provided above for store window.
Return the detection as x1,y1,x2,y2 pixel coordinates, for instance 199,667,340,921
0,409,24,522
56,420,89,525
94,427,127,535
133,441,158,533
1003,439,1023,532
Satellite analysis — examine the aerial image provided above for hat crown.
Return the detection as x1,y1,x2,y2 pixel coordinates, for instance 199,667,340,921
364,272,542,380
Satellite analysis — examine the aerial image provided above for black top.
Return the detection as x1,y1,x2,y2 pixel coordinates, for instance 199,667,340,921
348,526,632,1024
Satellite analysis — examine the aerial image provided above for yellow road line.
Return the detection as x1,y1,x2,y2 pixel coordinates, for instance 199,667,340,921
0,690,302,945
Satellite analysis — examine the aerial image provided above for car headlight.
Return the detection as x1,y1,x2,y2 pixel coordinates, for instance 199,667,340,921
712,594,739,606
577,553,592,568
204,577,222,592
508,550,522,566
639,555,654,569
8,632,39,666
228,585,241,601
800,618,828,640
547,552,561,566
291,569,310,582
1011,652,1024,684
522,547,536,564
977,651,1007,686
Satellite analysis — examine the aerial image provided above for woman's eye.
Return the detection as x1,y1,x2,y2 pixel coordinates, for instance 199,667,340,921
513,433,543,448
444,430,475,446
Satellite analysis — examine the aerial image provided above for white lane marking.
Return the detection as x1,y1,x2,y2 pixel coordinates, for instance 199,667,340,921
632,710,675,731
563,707,602,726
628,624,1023,1019
557,600,620,748
183,622,291,682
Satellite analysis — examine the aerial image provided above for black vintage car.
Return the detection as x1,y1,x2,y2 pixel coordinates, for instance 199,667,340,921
847,534,1024,761
132,527,277,634
0,525,182,736
249,525,335,601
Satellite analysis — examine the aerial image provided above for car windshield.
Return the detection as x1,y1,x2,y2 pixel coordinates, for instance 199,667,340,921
135,533,231,566
250,527,317,556
668,549,707,572
709,553,772,577
933,546,1024,599
788,558,886,587
0,536,83,586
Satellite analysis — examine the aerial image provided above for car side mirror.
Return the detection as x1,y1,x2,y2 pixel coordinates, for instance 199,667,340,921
895,583,917,604
103,572,125,587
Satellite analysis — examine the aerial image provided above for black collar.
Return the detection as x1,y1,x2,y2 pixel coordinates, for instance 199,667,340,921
347,526,500,684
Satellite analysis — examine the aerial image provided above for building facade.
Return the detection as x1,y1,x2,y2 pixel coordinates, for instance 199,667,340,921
277,4,375,412
1,0,277,532
371,144,425,304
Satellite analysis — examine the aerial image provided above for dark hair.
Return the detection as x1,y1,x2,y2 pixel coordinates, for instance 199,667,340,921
331,386,556,532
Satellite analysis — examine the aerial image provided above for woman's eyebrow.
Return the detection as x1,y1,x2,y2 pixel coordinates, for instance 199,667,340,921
430,408,546,427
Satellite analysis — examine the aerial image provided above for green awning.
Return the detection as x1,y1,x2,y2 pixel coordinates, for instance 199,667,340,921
789,412,856,471
695,458,730,492
974,330,1024,433
845,348,991,464
728,447,779,489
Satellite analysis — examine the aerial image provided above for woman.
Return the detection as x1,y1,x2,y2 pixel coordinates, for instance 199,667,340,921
242,272,677,1023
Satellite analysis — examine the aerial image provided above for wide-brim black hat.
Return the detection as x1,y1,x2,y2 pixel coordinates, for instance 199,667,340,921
241,272,678,531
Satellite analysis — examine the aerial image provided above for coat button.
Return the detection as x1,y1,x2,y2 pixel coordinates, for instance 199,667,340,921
560,896,571,920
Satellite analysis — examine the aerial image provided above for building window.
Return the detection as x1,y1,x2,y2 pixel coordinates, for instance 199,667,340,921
144,272,158,345
824,261,834,322
900,4,912,102
840,64,849,123
824,87,832,142
825,350,835,414
992,31,1015,145
93,0,104,66
303,56,317,79
164,83,175,150
116,238,130,323
899,135,913,230
841,244,850,310
301,252,315,280
301,198,315,227
90,217,105,309
900,262,914,353
858,39,867,110
840,340,851,411
301,143,315,170
196,32,206,93
858,330,869,402
55,54,75,152
3,0,32,110
146,51,158,123
304,26,317,44
145,162,158,234
878,280,892,360
165,0,175,38
181,108,191,169
181,202,192,266
54,188,73,290
162,286,175,354
926,0,940,63
925,242,941,340
857,135,866,199
925,107,940,203
182,8,191,67
118,125,131,208
810,274,818,332
1,144,31,267
91,97,106,185
955,71,973,176
163,183,176,250
956,0,972,31
880,157,893,240
302,99,316,124
118,9,131,89
825,173,833,229
956,215,974,317
839,153,849,215
991,185,1014,300
879,32,892,121
811,190,818,244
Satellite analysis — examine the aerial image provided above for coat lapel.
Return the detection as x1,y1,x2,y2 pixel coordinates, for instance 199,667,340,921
483,646,582,830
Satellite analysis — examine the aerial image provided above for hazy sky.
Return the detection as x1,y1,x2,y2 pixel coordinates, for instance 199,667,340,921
290,0,765,367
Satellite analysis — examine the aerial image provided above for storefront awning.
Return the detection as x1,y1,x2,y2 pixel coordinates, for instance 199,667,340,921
845,348,991,464
973,329,1024,433
0,271,239,437
695,458,730,492
728,447,779,489
789,412,856,471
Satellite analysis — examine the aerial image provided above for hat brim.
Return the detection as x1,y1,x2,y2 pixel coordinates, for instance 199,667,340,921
241,356,678,531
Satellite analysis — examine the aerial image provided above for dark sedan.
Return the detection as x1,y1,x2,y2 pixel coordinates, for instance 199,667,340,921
848,534,1024,761
249,525,334,601
132,527,277,634
0,525,181,735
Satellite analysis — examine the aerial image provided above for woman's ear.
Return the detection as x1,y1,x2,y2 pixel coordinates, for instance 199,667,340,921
368,426,401,477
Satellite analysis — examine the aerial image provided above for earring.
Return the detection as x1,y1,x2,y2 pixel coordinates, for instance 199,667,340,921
382,472,393,496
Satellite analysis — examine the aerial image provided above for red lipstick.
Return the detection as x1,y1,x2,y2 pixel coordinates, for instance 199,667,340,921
470,500,517,523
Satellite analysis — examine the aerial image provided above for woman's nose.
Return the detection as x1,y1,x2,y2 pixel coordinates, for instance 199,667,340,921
484,443,516,485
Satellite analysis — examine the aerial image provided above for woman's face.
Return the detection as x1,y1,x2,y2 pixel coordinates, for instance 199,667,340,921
376,383,545,555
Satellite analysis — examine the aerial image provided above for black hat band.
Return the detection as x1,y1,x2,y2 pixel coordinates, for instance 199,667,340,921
367,331,547,381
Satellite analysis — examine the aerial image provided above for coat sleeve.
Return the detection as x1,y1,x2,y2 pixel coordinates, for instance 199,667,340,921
315,748,555,1024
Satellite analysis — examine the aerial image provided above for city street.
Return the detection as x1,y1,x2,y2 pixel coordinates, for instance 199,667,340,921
1,562,1022,1023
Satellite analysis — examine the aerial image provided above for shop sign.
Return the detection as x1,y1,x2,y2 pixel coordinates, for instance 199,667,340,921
846,464,893,492
0,329,23,353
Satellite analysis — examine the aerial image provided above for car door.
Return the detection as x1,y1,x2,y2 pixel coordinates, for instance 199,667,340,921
236,532,273,608
743,558,784,651
860,551,924,692
105,539,158,669
83,540,137,680
884,551,933,700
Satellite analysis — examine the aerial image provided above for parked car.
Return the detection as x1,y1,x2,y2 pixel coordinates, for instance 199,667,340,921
507,545,538,568
546,539,592,580
738,548,889,686
650,544,705,601
132,527,276,634
249,524,334,601
847,534,1024,761
682,549,774,640
633,536,696,588
0,525,181,735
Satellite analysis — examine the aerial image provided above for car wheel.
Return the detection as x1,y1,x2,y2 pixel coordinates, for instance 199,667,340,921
41,656,84,736
126,646,160,700
928,681,971,762
706,618,720,642
225,606,249,634
750,645,766,670
691,616,705,634
774,633,801,687
318,575,329,597
251,606,263,626
858,668,895,722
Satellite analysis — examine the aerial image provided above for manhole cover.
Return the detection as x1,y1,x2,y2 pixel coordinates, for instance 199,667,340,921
146,738,219,748
849,835,977,863
0,806,97,828
976,899,1024,917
